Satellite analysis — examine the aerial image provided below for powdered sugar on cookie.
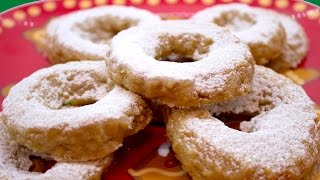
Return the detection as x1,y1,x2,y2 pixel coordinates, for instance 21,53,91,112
267,13,309,71
0,116,112,180
204,65,313,115
192,3,286,65
107,20,254,107
2,61,152,161
167,65,319,179
45,6,161,64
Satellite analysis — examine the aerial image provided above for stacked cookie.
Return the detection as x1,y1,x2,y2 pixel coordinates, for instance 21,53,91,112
0,4,319,180
106,20,254,107
167,65,319,179
45,6,161,64
192,3,309,72
0,61,153,179
0,6,161,179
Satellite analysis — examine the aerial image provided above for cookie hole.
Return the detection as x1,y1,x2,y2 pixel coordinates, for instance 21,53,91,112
155,33,213,63
74,15,138,44
213,113,254,131
213,11,256,32
32,71,109,110
29,155,57,173
62,98,97,108
159,54,196,63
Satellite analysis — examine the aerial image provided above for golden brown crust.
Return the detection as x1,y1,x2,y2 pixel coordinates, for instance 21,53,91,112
266,13,309,71
2,61,152,161
44,33,102,64
192,3,286,65
167,108,319,180
166,66,319,179
0,115,113,180
107,20,254,107
45,6,160,64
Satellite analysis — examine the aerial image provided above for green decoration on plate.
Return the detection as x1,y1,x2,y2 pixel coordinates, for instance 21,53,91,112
0,0,37,12
305,0,320,6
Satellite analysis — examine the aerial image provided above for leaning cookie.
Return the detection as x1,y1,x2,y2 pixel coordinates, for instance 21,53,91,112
203,65,313,115
167,66,319,179
107,20,254,107
0,116,112,180
192,3,286,65
2,61,152,161
266,13,308,71
45,6,160,64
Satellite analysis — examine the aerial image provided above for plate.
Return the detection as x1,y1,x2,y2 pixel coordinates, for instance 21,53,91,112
0,0,319,179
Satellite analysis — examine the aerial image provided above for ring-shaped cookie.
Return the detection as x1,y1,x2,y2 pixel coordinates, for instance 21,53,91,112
2,61,152,161
45,5,161,64
0,119,112,180
167,66,319,179
107,20,254,107
267,13,308,71
203,65,313,114
192,3,286,65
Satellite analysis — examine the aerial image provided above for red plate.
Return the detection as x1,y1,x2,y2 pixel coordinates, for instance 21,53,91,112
0,0,319,179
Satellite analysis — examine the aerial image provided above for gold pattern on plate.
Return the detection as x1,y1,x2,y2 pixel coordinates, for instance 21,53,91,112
27,6,41,17
293,2,307,12
275,0,288,9
13,10,27,21
183,0,196,4
2,19,15,29
165,0,178,5
24,27,46,52
220,0,233,3
43,1,57,12
128,149,191,180
63,0,77,9
281,68,320,86
113,0,126,5
147,0,160,6
128,168,187,179
131,0,143,5
307,9,320,20
201,0,215,5
258,0,272,7
79,0,93,9
94,0,108,5
1,84,15,97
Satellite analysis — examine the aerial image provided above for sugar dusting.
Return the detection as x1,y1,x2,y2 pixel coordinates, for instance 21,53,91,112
191,3,286,65
2,61,145,129
0,114,111,179
158,142,171,157
267,13,309,70
1,60,152,161
111,20,251,81
204,65,313,115
109,20,254,100
183,105,317,176
191,3,281,48
168,66,319,178
46,5,161,58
